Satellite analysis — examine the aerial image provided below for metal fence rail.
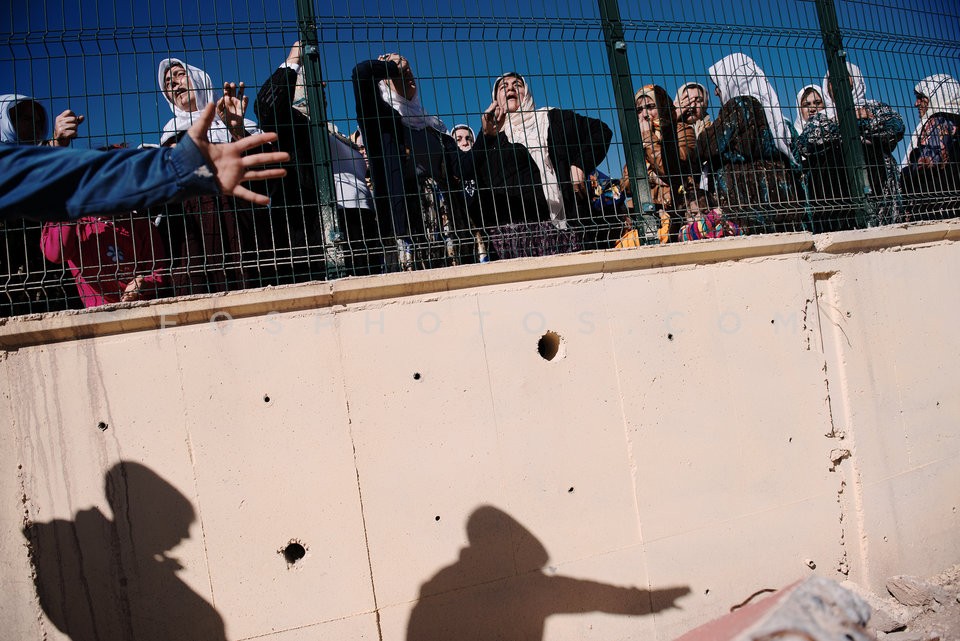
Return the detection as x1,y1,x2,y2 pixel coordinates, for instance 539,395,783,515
1,0,958,315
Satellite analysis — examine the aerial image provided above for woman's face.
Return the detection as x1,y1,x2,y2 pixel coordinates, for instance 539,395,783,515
678,87,706,122
164,65,198,112
496,76,526,113
800,88,825,121
391,56,417,101
636,96,658,125
11,101,46,145
915,93,929,118
453,127,474,151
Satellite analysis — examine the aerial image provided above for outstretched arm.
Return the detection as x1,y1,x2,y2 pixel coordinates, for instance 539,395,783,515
0,103,288,221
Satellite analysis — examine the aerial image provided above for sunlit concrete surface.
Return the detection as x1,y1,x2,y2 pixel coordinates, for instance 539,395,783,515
2,220,958,641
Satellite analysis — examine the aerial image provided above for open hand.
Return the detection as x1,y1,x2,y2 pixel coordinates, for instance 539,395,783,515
187,103,289,205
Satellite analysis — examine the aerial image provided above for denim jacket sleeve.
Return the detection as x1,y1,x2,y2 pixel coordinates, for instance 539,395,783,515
0,134,219,222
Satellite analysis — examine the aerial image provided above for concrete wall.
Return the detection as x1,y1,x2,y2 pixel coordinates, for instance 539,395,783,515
2,222,958,641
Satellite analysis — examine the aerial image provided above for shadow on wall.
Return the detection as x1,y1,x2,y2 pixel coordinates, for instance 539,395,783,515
406,505,691,640
22,461,226,641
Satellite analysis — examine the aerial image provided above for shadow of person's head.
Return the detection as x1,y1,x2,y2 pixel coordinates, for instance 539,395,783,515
104,461,195,557
465,505,549,573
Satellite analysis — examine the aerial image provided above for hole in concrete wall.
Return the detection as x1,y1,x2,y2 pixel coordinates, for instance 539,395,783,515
704,588,710,595
435,515,441,521
538,331,564,361
789,437,793,443
97,421,108,432
667,333,674,341
413,372,422,381
281,541,306,565
263,394,272,404
568,487,575,493
770,319,775,324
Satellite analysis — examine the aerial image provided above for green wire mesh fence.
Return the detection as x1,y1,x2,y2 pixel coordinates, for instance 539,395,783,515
1,0,958,316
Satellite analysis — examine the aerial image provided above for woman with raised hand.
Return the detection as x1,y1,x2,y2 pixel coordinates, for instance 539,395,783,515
257,42,380,278
0,93,86,313
901,74,960,220
353,53,467,270
156,57,262,294
697,53,804,234
795,61,905,230
157,58,260,145
674,81,712,139
471,72,612,258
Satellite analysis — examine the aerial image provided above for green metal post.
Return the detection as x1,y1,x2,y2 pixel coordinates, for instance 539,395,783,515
597,0,656,231
815,0,873,227
296,0,343,277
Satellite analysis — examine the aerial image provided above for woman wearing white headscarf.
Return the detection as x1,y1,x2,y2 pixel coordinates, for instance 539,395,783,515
0,94,84,148
1,94,85,314
471,72,612,258
901,74,960,219
157,58,260,145
674,82,712,139
792,85,825,138
156,58,262,294
697,53,804,234
795,60,905,230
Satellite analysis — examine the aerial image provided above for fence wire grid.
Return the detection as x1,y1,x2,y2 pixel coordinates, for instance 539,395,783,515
1,0,958,316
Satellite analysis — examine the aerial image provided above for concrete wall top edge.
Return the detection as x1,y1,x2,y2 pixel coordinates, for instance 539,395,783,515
0,222,953,350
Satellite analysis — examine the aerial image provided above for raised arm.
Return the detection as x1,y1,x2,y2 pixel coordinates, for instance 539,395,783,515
1,103,288,221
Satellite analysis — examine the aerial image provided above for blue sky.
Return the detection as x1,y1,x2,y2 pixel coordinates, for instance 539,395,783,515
2,0,958,175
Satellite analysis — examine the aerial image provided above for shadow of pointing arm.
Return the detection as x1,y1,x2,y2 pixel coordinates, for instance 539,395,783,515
545,575,692,616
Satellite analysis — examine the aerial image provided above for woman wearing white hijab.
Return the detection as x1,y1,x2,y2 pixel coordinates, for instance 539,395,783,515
470,72,612,258
0,94,84,147
674,82,712,139
697,53,803,234
901,74,960,219
156,58,263,294
793,85,825,138
795,60,905,230
157,58,260,145
1,93,84,314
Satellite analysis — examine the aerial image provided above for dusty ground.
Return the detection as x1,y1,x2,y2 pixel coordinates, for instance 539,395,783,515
845,564,960,641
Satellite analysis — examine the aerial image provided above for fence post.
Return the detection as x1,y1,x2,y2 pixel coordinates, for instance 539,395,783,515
296,0,344,277
597,0,656,227
815,0,873,228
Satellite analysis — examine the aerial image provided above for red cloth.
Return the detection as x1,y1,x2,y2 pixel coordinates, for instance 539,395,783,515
40,215,166,307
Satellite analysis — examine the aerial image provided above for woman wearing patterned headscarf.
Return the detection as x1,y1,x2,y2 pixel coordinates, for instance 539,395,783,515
471,72,612,258
901,74,960,219
697,53,804,234
621,84,698,243
795,60,905,230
